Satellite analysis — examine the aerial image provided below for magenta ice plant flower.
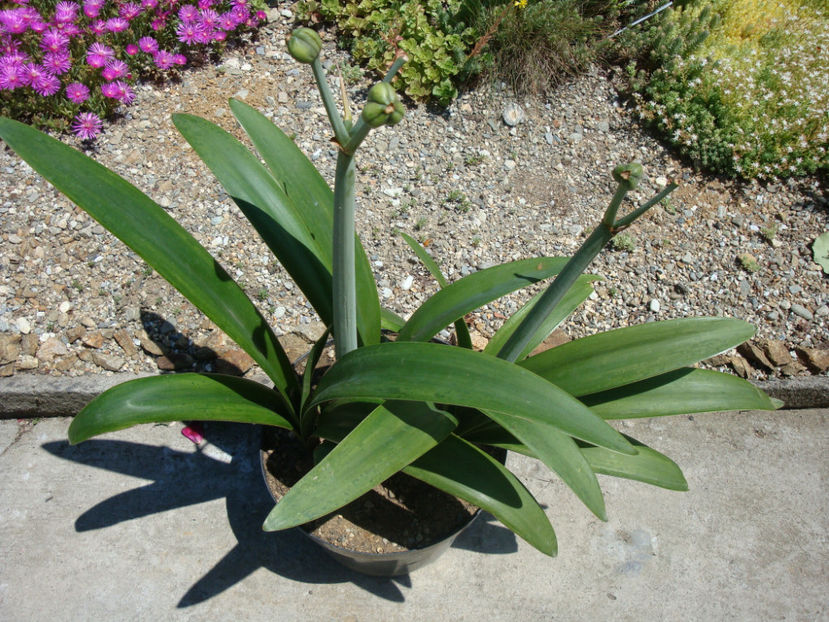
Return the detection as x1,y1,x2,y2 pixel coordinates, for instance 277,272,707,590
119,2,142,20
31,72,60,96
54,1,79,23
65,81,89,103
102,58,129,81
152,49,175,69
86,42,114,67
39,29,70,53
82,0,102,18
105,17,129,32
0,62,25,90
125,43,139,55
100,80,119,98
138,36,158,53
177,4,199,22
110,79,135,103
173,53,186,65
0,9,28,34
88,19,106,35
72,112,102,140
42,51,71,74
176,20,205,45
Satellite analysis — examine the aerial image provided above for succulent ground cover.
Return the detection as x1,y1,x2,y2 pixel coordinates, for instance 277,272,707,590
0,0,266,137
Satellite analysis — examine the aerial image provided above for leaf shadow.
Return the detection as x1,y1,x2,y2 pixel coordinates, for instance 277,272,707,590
40,422,513,606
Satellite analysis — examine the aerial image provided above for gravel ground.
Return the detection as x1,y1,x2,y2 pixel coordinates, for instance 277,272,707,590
1,9,827,381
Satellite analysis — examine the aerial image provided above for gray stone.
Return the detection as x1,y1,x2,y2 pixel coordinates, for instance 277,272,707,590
791,303,813,320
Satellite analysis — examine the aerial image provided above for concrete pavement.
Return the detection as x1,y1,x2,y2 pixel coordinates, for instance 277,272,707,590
0,409,826,620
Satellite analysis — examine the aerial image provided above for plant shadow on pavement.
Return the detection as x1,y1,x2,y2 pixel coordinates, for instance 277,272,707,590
41,421,517,605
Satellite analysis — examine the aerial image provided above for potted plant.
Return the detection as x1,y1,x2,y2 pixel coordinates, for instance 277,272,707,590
0,28,778,575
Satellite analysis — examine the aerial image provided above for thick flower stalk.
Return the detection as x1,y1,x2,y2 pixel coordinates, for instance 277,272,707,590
287,28,407,357
497,164,677,362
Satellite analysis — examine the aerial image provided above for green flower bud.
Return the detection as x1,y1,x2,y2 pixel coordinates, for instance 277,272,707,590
287,28,322,64
612,163,644,190
361,83,404,128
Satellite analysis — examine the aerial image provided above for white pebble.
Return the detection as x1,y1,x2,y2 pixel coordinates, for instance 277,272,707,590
400,275,414,290
16,317,31,334
649,299,661,313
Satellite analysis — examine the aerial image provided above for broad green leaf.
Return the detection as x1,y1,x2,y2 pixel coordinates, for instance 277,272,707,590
468,429,688,491
0,118,297,410
481,408,606,519
229,100,380,344
263,401,457,530
316,400,605,519
578,439,688,491
400,231,472,348
404,434,557,556
68,374,292,444
172,114,335,334
520,318,755,397
485,275,599,359
308,342,635,455
582,367,780,419
398,257,568,343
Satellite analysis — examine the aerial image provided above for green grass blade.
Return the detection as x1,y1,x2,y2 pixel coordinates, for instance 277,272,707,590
400,231,449,287
582,367,780,419
400,231,472,348
0,117,297,409
308,341,636,455
485,275,599,359
398,257,568,343
263,401,457,530
520,317,756,396
68,374,292,444
229,99,380,345
404,434,557,556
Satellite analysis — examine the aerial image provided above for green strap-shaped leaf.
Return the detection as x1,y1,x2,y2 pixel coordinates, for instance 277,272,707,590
485,275,599,359
468,429,688,492
307,342,634,455
172,114,335,334
380,308,406,332
68,374,292,444
397,257,569,343
400,231,472,349
520,317,755,397
0,118,297,411
578,439,688,491
308,342,631,517
263,401,457,530
228,99,380,345
582,367,780,419
481,408,606,519
403,434,557,556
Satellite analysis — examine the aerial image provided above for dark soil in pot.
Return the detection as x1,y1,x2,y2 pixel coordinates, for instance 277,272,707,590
260,425,481,554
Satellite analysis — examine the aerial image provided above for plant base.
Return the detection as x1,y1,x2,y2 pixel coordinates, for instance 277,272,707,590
260,426,482,576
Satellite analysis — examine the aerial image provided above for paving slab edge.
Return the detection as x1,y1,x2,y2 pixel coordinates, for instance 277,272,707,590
0,372,827,418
